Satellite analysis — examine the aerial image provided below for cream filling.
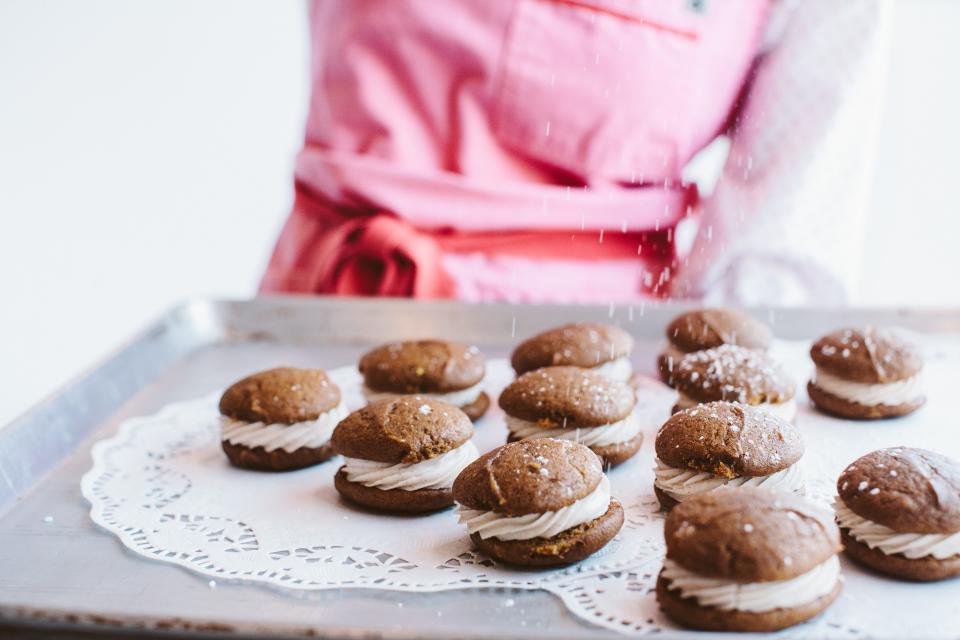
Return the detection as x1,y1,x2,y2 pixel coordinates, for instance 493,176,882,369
590,356,633,382
834,500,960,560
661,556,840,613
505,413,642,447
654,458,806,502
362,380,484,408
811,369,923,407
341,440,479,491
456,475,611,541
676,392,796,422
219,401,348,453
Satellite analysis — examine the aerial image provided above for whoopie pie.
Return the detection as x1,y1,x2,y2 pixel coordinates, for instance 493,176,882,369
808,327,925,419
654,401,805,510
358,340,489,420
331,397,478,513
834,447,960,581
511,322,634,382
499,366,642,467
219,367,347,471
659,308,772,386
657,487,842,632
673,345,797,421
452,439,623,567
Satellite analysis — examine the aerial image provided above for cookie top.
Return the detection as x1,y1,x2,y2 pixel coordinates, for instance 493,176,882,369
810,327,922,383
498,366,636,428
511,322,634,375
656,402,803,478
452,439,603,516
359,340,485,393
219,367,341,424
331,396,473,464
665,487,840,582
666,308,772,353
837,447,960,534
674,345,796,404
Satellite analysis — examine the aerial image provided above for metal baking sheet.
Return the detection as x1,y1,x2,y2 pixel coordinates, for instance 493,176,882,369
1,297,958,639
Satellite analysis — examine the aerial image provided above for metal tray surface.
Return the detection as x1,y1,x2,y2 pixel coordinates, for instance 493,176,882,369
1,297,958,639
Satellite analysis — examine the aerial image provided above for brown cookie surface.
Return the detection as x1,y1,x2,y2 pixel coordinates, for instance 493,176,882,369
504,432,643,468
498,366,635,428
359,340,485,393
219,367,341,424
840,528,960,582
666,308,772,353
674,345,795,405
810,327,922,383
333,468,454,513
656,402,803,478
656,572,840,632
837,447,960,534
331,397,473,464
471,499,624,567
452,439,603,516
664,487,840,582
221,440,336,472
511,322,633,375
460,391,490,421
807,382,925,420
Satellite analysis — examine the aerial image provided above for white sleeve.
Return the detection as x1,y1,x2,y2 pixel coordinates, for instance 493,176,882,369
670,0,892,306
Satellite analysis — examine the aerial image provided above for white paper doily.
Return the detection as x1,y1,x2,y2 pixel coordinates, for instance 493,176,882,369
82,341,960,637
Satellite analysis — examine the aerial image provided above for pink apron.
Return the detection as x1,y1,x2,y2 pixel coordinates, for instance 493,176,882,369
261,0,769,302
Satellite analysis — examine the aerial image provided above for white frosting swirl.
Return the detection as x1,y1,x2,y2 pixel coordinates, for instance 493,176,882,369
362,380,484,408
654,458,806,502
457,475,611,541
505,413,641,447
834,500,960,560
661,556,840,613
676,392,796,422
590,356,633,382
812,369,924,407
341,440,479,491
219,401,348,453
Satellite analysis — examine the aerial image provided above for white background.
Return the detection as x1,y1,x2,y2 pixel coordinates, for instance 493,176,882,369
1,0,959,426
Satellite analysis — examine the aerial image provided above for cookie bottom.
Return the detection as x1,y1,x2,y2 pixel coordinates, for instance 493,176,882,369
470,499,624,567
222,440,335,471
840,528,960,581
333,468,454,513
591,433,643,467
807,381,925,420
654,486,680,512
461,391,490,421
656,572,840,632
